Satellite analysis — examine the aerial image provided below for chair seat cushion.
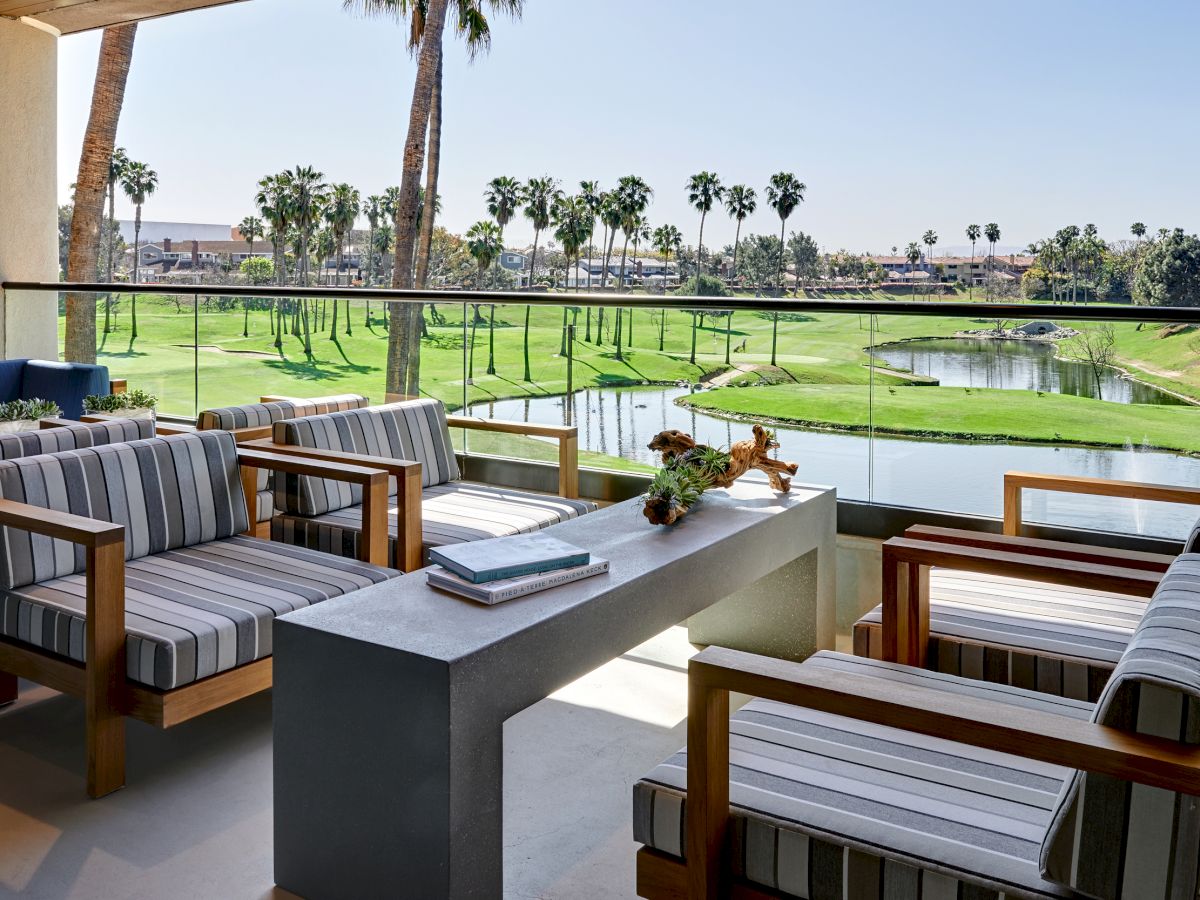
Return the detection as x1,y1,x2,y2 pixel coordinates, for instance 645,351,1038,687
271,481,598,567
634,652,1091,899
853,568,1149,701
0,536,398,690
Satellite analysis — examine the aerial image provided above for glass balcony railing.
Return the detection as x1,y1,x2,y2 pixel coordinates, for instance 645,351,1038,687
29,281,1200,541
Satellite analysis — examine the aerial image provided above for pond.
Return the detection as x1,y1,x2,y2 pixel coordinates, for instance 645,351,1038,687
871,337,1187,406
468,383,1200,540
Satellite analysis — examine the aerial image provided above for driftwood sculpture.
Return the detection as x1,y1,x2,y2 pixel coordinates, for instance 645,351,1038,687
642,425,798,526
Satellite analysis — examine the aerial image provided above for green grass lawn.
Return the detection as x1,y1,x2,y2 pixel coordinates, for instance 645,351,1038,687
61,291,1200,462
683,384,1200,454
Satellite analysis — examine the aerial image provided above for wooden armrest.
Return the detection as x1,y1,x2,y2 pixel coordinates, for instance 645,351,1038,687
881,536,1161,667
445,415,576,439
0,497,124,547
0,496,126,795
905,524,1176,573
235,450,391,568
446,415,580,499
39,416,81,429
686,646,1200,898
239,440,422,571
239,438,422,478
1004,471,1200,536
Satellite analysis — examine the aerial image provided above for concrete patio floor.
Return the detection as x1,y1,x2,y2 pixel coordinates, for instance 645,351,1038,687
0,626,703,900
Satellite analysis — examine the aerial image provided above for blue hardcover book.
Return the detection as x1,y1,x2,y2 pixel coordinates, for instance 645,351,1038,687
428,532,590,584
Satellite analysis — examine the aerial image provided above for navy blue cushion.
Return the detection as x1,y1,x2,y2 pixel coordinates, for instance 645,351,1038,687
0,359,27,403
20,360,110,419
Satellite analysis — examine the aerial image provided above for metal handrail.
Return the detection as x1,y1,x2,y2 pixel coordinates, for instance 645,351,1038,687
5,280,1198,322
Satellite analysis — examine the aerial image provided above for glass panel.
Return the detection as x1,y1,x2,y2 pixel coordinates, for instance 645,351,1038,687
96,289,186,417
867,311,1200,539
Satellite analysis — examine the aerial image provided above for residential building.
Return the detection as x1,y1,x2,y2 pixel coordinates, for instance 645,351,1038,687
117,220,232,244
129,238,273,275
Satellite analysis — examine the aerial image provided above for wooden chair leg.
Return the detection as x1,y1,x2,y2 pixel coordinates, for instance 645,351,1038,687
86,542,126,798
0,671,16,707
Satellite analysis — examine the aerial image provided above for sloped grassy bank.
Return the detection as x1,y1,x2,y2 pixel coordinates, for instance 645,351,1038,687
680,384,1200,454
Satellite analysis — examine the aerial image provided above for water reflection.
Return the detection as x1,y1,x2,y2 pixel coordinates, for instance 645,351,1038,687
871,338,1186,406
470,383,1200,540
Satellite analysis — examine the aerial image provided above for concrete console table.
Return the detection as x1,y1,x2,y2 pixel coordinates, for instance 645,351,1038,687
273,479,836,899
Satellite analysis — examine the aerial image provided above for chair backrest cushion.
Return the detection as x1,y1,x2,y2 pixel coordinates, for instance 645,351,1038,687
1184,516,1200,555
0,431,247,590
196,393,369,431
20,360,111,420
0,418,154,461
1040,553,1200,899
273,399,458,516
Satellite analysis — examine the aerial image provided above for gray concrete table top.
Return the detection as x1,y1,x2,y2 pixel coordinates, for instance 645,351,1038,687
273,477,836,899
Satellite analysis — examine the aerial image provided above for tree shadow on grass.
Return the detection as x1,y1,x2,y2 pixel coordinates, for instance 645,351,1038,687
751,311,815,323
262,356,378,384
323,338,373,372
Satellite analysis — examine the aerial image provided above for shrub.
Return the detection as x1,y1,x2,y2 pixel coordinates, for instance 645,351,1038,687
674,274,731,298
0,398,61,421
84,389,158,412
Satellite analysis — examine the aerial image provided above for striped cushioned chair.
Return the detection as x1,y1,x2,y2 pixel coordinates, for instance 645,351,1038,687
0,416,155,457
269,399,597,569
1040,554,1200,898
636,556,1200,900
635,652,1089,899
197,394,369,532
852,569,1148,702
0,431,399,796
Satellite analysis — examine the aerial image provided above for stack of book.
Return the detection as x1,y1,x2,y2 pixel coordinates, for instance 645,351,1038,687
426,532,609,605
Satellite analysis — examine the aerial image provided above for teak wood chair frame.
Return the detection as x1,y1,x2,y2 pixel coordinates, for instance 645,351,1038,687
635,645,1200,900
0,447,390,798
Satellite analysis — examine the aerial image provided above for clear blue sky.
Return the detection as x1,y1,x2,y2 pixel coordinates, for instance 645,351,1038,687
57,0,1200,254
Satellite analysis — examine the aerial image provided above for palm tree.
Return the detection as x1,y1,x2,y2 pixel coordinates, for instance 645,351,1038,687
764,172,805,366
101,146,129,335
363,195,383,287
521,176,561,380
629,214,652,348
905,242,921,298
922,229,938,300
1131,222,1146,243
285,165,328,356
611,176,653,359
651,224,682,351
724,184,756,287
578,180,601,293
256,173,292,347
120,160,158,341
65,24,137,363
465,220,501,378
239,215,264,262
984,222,1001,299
325,183,360,338
552,196,589,355
686,171,724,278
965,224,981,300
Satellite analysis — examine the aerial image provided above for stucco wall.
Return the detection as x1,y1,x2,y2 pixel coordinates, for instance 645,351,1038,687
0,18,59,361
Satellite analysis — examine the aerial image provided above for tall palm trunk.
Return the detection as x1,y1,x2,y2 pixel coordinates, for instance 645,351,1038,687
614,235,629,360
689,311,698,364
414,54,442,289
725,312,733,365
486,304,496,375
131,212,141,339
969,241,975,301
696,211,707,279
66,23,137,363
731,218,742,286
522,307,532,381
527,228,541,290
104,176,117,334
387,0,448,398
770,218,787,366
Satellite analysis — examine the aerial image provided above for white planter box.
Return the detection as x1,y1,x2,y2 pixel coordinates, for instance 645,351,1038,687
0,420,42,434
87,408,156,421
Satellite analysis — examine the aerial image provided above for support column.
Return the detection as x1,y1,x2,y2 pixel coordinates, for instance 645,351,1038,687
0,17,59,361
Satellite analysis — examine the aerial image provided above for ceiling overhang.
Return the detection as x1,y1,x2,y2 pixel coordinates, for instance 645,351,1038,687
1,0,247,35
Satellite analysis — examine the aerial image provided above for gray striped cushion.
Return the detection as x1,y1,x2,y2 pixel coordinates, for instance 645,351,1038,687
1185,516,1200,555
0,418,154,459
0,535,398,689
0,432,247,590
271,480,597,567
197,394,368,523
272,399,460,516
1040,554,1200,899
854,568,1147,701
196,393,368,431
635,652,1089,899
